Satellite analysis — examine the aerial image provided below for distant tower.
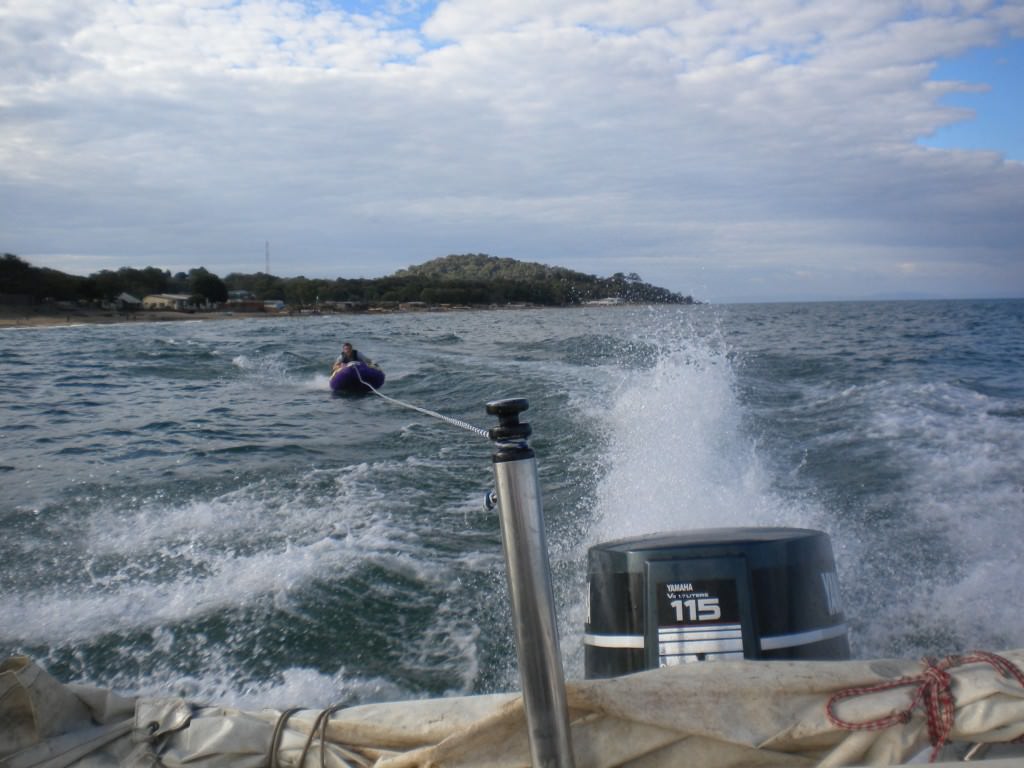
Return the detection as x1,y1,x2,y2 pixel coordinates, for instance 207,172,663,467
265,241,270,275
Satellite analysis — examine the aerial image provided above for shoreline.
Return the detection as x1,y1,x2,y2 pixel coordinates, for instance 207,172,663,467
0,300,670,329
0,305,504,329
0,307,279,329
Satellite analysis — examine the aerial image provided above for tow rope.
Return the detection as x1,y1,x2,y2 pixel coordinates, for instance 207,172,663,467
351,364,491,440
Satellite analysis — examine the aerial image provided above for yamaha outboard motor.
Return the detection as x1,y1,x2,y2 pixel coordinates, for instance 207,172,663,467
584,527,849,678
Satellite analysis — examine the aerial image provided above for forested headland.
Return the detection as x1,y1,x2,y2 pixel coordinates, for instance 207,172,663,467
1,252,695,309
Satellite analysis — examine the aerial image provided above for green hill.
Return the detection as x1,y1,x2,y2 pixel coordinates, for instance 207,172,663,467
396,253,587,282
2,251,695,308
393,253,693,305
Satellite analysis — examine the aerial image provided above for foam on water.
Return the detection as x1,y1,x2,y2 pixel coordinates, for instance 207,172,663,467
588,327,819,545
308,372,333,389
0,442,491,704
71,625,430,709
231,352,301,384
848,378,1024,655
1,471,434,644
233,347,372,393
3,535,349,644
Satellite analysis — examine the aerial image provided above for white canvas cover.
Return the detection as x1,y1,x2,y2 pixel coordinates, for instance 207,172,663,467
3,651,1024,768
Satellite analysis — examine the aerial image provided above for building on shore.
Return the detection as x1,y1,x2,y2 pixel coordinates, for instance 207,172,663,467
142,294,196,311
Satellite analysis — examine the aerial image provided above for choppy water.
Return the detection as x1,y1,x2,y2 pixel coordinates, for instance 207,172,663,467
1,300,1022,707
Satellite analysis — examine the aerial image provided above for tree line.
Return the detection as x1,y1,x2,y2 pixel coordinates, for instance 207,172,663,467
1,252,695,308
1,254,230,305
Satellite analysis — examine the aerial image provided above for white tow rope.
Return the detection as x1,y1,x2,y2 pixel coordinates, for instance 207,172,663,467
352,365,491,440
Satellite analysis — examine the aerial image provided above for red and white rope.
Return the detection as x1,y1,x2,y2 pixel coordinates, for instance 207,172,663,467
826,650,1024,762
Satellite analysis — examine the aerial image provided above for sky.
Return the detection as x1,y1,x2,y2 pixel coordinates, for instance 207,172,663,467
2,1,1022,303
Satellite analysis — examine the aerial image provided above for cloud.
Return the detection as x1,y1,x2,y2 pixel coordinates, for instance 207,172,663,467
1,0,1021,300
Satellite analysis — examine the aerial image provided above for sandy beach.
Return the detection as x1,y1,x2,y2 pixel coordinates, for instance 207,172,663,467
0,302,542,329
0,305,267,329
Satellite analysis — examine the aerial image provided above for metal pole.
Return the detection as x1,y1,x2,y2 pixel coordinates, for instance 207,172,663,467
487,399,576,768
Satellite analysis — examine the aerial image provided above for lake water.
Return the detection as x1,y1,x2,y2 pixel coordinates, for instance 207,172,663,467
1,299,1021,707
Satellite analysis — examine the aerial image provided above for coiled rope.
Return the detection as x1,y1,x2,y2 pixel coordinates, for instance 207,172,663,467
825,650,1024,762
351,364,491,440
269,704,373,768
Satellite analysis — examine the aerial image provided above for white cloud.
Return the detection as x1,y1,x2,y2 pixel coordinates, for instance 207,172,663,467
1,0,1021,301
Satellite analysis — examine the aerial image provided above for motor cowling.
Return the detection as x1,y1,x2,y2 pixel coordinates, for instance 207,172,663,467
584,527,849,679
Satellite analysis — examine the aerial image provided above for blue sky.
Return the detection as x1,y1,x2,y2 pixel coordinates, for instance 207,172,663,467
920,36,1023,161
1,0,1022,303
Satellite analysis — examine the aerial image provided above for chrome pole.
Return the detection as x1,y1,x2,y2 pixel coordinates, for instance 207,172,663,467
487,399,576,768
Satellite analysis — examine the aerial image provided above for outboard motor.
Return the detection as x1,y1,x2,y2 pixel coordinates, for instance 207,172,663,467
584,527,849,679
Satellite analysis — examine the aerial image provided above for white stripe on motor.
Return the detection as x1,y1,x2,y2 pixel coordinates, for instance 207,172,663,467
660,637,743,655
586,623,848,652
759,623,848,651
658,625,742,643
583,633,645,649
